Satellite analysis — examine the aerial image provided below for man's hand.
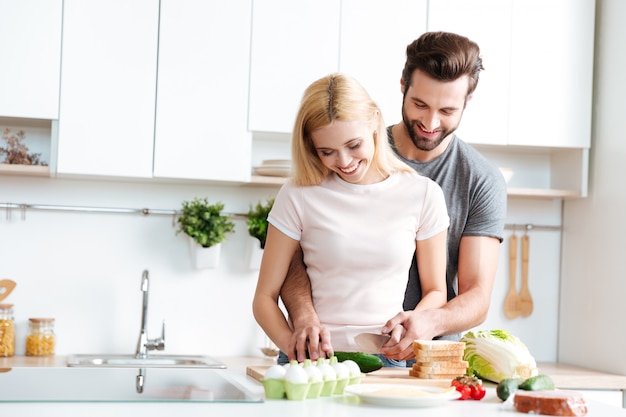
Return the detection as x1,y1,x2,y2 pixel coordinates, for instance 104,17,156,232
379,310,439,360
280,246,334,361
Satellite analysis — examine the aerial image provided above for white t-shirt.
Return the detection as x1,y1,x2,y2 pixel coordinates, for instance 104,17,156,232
268,171,449,351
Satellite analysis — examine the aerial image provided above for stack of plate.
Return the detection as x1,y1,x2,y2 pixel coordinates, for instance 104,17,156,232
253,159,292,177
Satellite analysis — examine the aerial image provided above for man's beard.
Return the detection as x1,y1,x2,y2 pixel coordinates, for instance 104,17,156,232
401,106,457,152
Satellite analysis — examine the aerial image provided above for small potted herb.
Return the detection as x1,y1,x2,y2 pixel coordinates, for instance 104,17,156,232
176,197,235,268
246,198,274,269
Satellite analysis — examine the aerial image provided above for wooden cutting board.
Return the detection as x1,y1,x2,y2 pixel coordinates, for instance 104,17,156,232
246,366,450,387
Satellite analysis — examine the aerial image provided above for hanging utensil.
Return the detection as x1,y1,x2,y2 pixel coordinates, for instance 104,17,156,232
0,279,16,303
504,233,520,319
519,232,534,317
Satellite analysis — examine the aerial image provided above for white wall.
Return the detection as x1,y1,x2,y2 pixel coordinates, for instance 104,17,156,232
559,0,626,373
0,173,564,362
0,176,278,358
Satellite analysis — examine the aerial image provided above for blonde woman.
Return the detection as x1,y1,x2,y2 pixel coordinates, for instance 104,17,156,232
252,73,449,367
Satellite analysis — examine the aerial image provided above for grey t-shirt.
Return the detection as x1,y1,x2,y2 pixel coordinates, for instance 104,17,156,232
387,127,507,340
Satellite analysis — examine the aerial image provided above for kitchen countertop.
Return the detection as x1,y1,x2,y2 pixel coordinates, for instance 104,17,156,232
1,355,626,417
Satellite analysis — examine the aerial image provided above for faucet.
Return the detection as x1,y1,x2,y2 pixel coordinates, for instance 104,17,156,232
135,270,165,358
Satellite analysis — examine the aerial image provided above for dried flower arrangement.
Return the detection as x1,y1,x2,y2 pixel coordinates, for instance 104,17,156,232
0,128,48,166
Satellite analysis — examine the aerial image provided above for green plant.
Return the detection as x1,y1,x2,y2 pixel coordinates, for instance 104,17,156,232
247,198,274,249
176,198,235,248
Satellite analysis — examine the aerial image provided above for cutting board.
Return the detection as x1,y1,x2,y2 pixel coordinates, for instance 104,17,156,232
246,366,451,387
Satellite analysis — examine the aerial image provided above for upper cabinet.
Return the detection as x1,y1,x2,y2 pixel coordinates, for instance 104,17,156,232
0,0,62,120
153,0,252,182
56,0,252,182
428,0,594,149
248,0,340,134
57,0,159,178
248,0,428,134
339,0,427,124
507,0,594,148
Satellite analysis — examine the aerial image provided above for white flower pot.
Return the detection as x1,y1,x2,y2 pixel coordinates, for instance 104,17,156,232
189,238,221,269
247,237,264,270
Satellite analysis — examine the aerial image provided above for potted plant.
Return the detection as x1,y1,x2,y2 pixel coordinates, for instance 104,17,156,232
176,197,235,269
246,198,274,269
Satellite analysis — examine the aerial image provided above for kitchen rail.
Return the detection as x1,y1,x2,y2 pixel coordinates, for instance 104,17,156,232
0,202,247,220
1,202,562,231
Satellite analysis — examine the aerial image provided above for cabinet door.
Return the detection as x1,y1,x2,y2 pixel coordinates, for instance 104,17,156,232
340,0,428,125
153,0,252,182
57,0,159,178
248,0,340,133
428,0,512,146
508,0,594,148
0,0,62,119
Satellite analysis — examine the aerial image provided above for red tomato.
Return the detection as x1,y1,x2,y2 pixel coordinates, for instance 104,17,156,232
471,384,486,400
450,375,486,401
458,385,472,400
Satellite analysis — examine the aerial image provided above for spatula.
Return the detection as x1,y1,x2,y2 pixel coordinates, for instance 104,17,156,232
503,234,520,319
0,279,16,303
519,234,533,317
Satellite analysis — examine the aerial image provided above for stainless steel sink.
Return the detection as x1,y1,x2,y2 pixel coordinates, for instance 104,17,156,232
67,354,226,369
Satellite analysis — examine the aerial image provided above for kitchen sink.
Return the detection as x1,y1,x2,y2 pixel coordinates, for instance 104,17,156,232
67,354,226,369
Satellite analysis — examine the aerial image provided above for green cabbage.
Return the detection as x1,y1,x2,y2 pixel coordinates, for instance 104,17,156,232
461,329,538,383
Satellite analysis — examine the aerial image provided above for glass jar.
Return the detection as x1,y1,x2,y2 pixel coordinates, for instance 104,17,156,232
0,304,15,357
25,318,55,356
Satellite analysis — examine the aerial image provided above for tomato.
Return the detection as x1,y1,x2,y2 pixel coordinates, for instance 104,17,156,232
470,384,486,400
450,375,486,401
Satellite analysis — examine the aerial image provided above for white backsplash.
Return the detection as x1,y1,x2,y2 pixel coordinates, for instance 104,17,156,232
1,175,562,362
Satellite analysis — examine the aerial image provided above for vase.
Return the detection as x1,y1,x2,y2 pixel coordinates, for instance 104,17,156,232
189,238,221,269
247,237,264,270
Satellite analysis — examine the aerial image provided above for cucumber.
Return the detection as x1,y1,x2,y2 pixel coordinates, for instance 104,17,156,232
518,374,555,391
496,377,525,401
333,352,384,373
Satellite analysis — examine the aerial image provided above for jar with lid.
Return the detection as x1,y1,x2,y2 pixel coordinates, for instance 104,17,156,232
25,318,55,356
0,304,15,357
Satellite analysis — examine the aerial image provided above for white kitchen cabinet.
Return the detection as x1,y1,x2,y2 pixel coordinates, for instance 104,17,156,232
508,0,594,148
248,0,340,134
428,0,512,146
56,0,159,178
429,0,594,149
427,0,594,198
339,0,427,123
153,0,252,182
0,0,62,120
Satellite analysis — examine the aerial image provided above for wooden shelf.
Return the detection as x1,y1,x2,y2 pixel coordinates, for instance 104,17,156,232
0,164,50,177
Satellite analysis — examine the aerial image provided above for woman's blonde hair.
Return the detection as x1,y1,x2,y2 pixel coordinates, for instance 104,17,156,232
291,73,412,186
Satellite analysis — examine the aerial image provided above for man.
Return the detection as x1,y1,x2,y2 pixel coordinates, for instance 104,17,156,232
280,31,507,363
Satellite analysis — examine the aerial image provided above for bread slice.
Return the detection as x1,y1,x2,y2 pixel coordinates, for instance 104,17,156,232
413,339,466,352
413,364,468,374
416,360,469,369
414,349,465,361
409,369,466,380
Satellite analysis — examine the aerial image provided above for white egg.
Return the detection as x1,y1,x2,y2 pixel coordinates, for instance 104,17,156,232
316,359,337,381
331,361,350,380
341,359,362,377
264,364,286,380
303,362,323,382
284,362,309,384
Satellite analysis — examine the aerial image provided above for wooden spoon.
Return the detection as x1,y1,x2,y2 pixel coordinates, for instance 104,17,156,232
519,234,534,317
0,279,16,303
504,234,520,319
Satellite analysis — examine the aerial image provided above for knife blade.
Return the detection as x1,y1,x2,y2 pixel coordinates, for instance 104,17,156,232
354,333,391,354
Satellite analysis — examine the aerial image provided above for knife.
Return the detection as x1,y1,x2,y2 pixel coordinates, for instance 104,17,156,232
354,333,391,354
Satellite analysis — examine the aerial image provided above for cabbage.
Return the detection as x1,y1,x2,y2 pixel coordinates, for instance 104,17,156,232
461,329,538,383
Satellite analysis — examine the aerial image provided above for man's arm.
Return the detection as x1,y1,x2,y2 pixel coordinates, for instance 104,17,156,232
380,235,500,360
280,246,333,362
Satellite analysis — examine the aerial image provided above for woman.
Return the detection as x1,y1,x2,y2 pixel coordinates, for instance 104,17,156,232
252,73,449,366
